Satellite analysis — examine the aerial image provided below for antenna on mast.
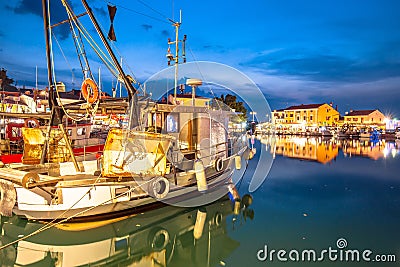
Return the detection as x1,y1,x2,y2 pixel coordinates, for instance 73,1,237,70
166,9,187,100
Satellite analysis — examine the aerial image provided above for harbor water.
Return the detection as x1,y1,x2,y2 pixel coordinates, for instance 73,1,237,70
1,136,399,266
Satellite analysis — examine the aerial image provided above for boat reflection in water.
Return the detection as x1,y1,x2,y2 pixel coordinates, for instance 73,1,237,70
0,194,254,267
259,135,400,163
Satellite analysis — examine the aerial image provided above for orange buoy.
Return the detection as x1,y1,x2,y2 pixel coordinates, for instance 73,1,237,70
81,78,99,103
24,118,39,128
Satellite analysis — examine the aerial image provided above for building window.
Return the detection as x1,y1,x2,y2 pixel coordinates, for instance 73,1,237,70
297,116,300,120
290,114,293,117
371,118,374,122
353,118,358,122
303,116,306,121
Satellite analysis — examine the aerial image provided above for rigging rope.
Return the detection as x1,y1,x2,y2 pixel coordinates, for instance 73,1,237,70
135,0,170,22
186,45,225,113
104,0,170,25
51,31,92,122
62,0,119,79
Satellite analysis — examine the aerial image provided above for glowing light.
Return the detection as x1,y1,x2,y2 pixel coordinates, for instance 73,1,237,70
383,147,389,158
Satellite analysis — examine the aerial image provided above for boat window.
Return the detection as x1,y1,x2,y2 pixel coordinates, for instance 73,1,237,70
153,113,162,128
166,113,178,133
77,127,86,136
115,238,128,251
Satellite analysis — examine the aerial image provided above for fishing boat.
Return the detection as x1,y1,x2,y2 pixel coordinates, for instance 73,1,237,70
0,194,254,266
0,0,248,221
0,83,121,164
0,118,106,164
337,125,360,139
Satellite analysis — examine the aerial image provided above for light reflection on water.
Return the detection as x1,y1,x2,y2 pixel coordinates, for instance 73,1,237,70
229,136,400,266
258,135,400,163
1,136,400,266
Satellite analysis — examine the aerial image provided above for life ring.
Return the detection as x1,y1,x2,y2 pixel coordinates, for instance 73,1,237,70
214,212,223,226
215,157,224,172
148,227,169,251
81,78,99,103
110,114,118,121
24,118,39,128
0,180,17,217
148,177,169,199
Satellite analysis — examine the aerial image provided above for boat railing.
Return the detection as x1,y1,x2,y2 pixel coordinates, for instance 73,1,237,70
0,139,24,155
167,136,245,167
43,136,105,163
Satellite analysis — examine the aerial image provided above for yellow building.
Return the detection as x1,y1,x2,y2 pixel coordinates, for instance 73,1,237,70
343,109,385,127
272,103,340,131
271,109,285,125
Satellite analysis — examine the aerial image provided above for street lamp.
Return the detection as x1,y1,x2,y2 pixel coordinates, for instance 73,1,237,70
250,111,257,123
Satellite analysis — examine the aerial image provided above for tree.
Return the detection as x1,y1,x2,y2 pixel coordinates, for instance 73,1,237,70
0,68,15,88
213,94,248,121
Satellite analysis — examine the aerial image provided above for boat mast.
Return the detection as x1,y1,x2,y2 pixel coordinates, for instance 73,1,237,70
42,0,63,125
80,0,136,99
173,19,180,99
35,66,38,91
42,0,79,171
80,0,139,128
167,10,186,100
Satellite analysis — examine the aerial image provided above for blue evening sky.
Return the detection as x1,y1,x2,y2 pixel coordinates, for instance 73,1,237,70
1,0,399,118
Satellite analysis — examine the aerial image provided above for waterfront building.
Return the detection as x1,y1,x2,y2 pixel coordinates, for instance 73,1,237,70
271,109,285,125
343,109,385,127
271,103,340,133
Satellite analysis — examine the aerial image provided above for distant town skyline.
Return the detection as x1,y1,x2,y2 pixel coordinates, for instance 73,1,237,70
1,0,400,120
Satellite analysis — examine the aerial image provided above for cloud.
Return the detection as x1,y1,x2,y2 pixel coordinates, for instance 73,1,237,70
243,67,400,117
141,24,153,31
92,6,107,17
13,0,42,16
161,30,169,37
241,47,400,83
12,0,71,40
203,44,224,50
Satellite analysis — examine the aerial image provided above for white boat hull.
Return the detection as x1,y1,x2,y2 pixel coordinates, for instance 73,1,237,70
9,156,240,221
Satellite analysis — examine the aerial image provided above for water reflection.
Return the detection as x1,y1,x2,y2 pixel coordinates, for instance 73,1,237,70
258,135,400,163
0,195,254,267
